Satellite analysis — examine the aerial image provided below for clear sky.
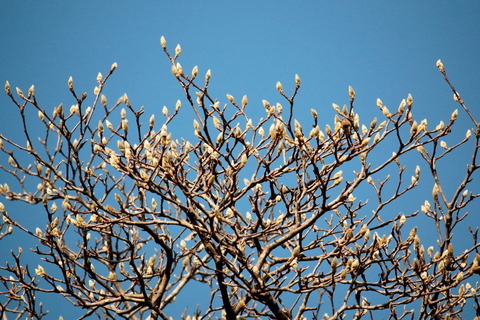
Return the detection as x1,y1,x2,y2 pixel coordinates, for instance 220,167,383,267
1,1,480,318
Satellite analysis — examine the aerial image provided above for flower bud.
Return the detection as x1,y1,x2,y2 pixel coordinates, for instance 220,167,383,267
160,36,166,48
295,74,301,87
348,86,355,99
241,95,248,108
110,62,118,72
276,81,283,94
68,76,73,89
175,44,182,56
5,81,10,94
191,65,198,79
436,59,444,72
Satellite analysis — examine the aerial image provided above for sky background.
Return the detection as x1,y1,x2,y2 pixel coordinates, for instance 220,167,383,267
1,1,480,319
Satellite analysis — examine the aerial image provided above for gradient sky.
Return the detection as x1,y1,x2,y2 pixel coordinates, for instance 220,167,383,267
1,2,480,318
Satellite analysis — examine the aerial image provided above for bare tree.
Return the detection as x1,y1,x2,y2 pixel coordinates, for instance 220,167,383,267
0,37,479,320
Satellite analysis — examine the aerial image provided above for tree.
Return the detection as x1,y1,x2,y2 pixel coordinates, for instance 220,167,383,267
0,37,479,320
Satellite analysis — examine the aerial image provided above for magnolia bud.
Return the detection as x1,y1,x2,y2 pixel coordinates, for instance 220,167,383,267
175,44,182,56
110,62,118,72
68,76,73,89
160,36,166,48
242,95,248,108
191,65,198,79
276,81,283,94
162,106,169,117
436,59,444,72
5,80,10,94
348,86,355,99
295,74,301,87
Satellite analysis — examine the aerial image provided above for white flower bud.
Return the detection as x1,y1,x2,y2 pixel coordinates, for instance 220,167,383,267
160,36,166,48
436,59,444,72
276,81,283,93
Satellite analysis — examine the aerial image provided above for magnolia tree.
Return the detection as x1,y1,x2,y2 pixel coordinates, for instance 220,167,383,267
0,38,479,320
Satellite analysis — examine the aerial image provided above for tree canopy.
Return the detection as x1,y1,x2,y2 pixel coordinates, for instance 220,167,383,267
0,38,479,320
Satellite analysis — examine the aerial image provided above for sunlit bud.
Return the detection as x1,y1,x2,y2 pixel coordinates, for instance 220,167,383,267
93,86,100,95
450,109,458,121
269,123,276,139
171,64,179,77
240,154,248,167
108,271,117,280
462,189,468,198
258,126,265,137
175,44,182,56
51,217,59,229
51,202,57,213
246,119,252,130
455,271,464,284
360,137,370,147
35,265,46,277
89,279,96,288
434,121,444,131
101,95,108,107
262,99,271,109
382,106,390,117
276,81,283,93
331,257,338,269
5,80,10,94
398,99,406,114
162,106,169,117
436,59,444,72
36,227,43,237
310,108,318,120
332,103,340,113
399,214,406,226
0,138,3,149
464,129,471,140
110,62,118,72
226,94,235,104
95,72,103,84
440,141,447,149
332,177,343,187
241,95,248,108
122,119,128,131
295,74,301,87
15,87,24,98
174,63,183,75
189,65,198,80
8,156,14,167
147,114,155,128
410,121,418,135
333,170,343,180
325,124,332,135
348,86,355,99
105,120,114,131
351,258,359,270
453,91,461,102
376,98,383,109
225,208,234,218
276,103,282,113
69,104,78,116
28,85,35,97
67,76,73,89
415,165,420,178
246,211,252,221
369,117,377,130
160,36,166,48
432,184,439,197
0,203,4,213
118,108,126,120
407,93,413,107
205,69,211,83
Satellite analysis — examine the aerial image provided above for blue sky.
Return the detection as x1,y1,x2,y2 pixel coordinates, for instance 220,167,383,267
1,1,480,318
